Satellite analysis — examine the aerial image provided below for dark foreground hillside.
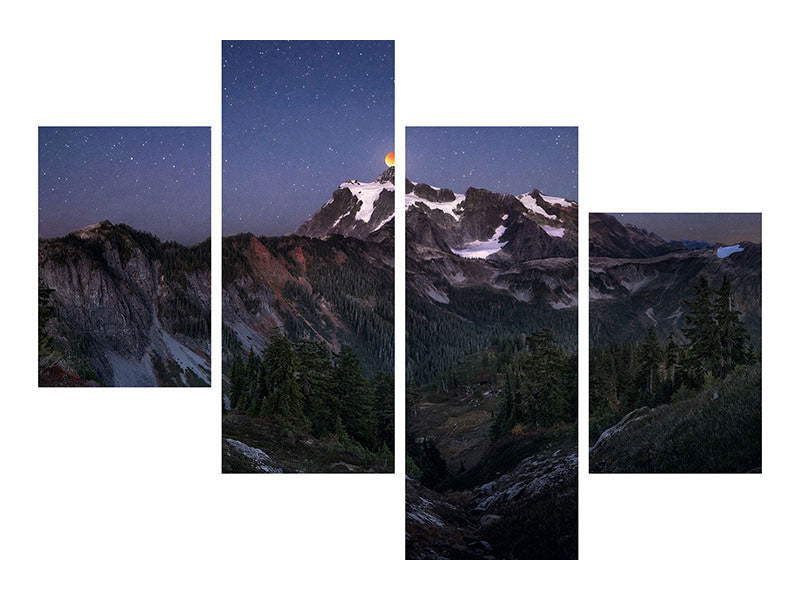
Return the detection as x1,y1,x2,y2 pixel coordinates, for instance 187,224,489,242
407,426,577,559
223,414,393,474
590,364,761,473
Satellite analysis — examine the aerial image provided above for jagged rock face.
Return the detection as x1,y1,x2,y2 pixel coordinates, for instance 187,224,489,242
407,182,577,261
589,235,762,349
589,213,685,258
38,222,210,386
222,232,394,375
295,167,395,239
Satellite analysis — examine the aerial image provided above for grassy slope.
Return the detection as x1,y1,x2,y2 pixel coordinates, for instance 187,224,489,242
590,364,761,473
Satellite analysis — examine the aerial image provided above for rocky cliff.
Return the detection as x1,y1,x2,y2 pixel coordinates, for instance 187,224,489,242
39,221,210,386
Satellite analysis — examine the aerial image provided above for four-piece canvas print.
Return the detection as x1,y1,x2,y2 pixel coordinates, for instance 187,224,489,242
36,40,763,559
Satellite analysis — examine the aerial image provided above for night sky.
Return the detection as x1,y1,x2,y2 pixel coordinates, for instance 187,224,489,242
39,127,210,245
223,40,394,237
610,213,762,244
406,127,578,200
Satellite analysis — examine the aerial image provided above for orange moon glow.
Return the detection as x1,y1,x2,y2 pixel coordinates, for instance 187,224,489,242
384,151,395,167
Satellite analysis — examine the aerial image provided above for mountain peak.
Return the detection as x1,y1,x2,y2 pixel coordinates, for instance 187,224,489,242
376,166,394,184
295,169,395,240
71,220,115,239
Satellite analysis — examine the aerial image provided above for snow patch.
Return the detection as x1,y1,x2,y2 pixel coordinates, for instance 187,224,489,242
517,193,558,220
541,194,572,207
540,225,565,238
717,244,743,258
371,214,394,232
451,225,508,259
340,180,394,222
646,307,657,324
405,192,465,220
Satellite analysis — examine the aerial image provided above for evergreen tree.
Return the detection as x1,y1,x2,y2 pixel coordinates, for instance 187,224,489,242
295,340,335,436
261,334,302,421
335,346,377,449
682,277,719,386
372,372,395,451
526,329,570,427
713,276,751,376
635,327,663,403
228,351,245,411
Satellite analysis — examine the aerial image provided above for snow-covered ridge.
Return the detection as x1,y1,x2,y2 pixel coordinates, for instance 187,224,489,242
541,194,572,208
339,179,394,222
452,225,508,259
406,192,466,220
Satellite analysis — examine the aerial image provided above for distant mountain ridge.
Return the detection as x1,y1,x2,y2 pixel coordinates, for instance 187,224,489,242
39,221,210,386
589,213,761,349
589,213,685,259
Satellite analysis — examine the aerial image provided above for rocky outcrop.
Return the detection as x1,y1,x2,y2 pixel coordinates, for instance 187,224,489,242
406,437,578,559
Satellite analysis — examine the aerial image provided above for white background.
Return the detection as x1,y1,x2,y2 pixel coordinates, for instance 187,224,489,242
2,1,798,598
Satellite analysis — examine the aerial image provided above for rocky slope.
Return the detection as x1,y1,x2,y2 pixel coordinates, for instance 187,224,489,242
589,214,761,349
39,221,210,386
407,428,578,559
222,231,393,376
222,169,395,375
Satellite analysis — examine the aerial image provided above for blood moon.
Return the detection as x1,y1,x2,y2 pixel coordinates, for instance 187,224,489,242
384,152,395,167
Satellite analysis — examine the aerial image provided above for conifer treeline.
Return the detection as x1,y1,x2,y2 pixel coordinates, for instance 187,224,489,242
406,329,577,488
589,276,756,443
491,329,578,439
407,288,577,388
226,334,394,454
